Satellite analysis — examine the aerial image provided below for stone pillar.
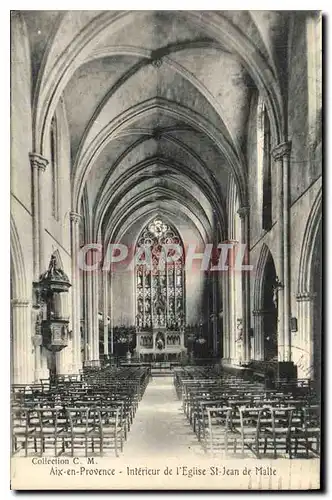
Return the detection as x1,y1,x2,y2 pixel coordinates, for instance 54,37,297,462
229,266,236,362
103,271,109,356
86,271,94,360
296,292,315,378
40,347,50,379
55,293,71,375
92,270,100,361
210,273,217,357
30,153,49,380
70,211,82,373
238,206,251,362
12,299,32,384
222,271,230,360
272,142,292,362
252,309,264,360
29,153,49,276
30,157,40,281
82,273,88,362
110,275,114,356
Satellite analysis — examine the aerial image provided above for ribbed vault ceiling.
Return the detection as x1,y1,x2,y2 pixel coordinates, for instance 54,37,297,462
22,10,289,244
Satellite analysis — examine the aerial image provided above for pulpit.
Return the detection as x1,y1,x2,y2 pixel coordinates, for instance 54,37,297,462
34,253,71,352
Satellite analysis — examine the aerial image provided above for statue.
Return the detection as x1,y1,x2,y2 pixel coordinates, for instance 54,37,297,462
48,253,57,275
153,277,166,316
272,277,283,309
155,332,165,350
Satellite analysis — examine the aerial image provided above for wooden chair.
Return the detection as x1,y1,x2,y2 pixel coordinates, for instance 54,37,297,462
261,406,295,459
204,406,237,455
65,407,94,457
235,406,271,458
11,407,43,456
293,405,320,458
39,407,69,456
99,407,123,456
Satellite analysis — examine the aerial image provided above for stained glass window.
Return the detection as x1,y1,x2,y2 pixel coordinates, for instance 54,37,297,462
136,217,185,331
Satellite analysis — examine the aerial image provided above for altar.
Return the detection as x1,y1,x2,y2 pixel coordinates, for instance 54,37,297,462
136,328,186,362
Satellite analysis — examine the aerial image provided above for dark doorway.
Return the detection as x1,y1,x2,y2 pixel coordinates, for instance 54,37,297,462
262,253,278,361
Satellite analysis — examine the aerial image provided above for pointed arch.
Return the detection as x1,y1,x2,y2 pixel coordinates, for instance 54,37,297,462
297,187,322,296
253,243,273,311
135,215,185,331
135,213,184,250
72,98,247,213
33,11,283,159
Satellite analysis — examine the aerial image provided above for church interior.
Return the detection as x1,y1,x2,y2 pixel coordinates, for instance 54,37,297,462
11,11,322,461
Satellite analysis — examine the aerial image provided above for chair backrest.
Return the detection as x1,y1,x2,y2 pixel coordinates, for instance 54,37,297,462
206,406,232,431
303,405,320,430
238,406,270,437
66,407,91,433
12,406,43,434
268,406,295,435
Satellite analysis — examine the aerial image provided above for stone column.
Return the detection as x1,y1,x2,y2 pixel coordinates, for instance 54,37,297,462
29,153,49,276
209,272,217,357
222,270,230,360
92,270,100,361
272,141,292,362
252,309,264,360
86,271,94,361
82,273,88,362
55,293,71,375
229,266,236,362
12,299,32,384
30,153,49,380
238,206,251,362
110,275,114,356
70,211,82,374
296,292,315,378
40,347,50,380
103,271,109,356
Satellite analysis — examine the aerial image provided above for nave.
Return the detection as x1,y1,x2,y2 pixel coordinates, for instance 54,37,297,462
11,364,320,461
10,12,322,488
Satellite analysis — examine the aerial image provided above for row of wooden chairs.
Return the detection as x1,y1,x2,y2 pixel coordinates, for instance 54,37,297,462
12,406,123,457
174,366,320,459
11,366,150,457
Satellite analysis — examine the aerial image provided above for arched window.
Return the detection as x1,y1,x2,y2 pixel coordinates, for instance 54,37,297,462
135,217,185,331
257,98,272,231
50,115,59,220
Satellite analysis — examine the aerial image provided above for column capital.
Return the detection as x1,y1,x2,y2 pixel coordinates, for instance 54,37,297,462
237,206,250,219
296,291,316,302
70,211,82,224
29,152,49,172
11,298,30,307
272,141,292,161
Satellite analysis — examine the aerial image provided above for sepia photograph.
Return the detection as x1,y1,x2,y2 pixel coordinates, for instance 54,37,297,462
10,9,322,490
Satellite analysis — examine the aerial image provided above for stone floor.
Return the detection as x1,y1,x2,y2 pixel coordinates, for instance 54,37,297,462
124,375,206,459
